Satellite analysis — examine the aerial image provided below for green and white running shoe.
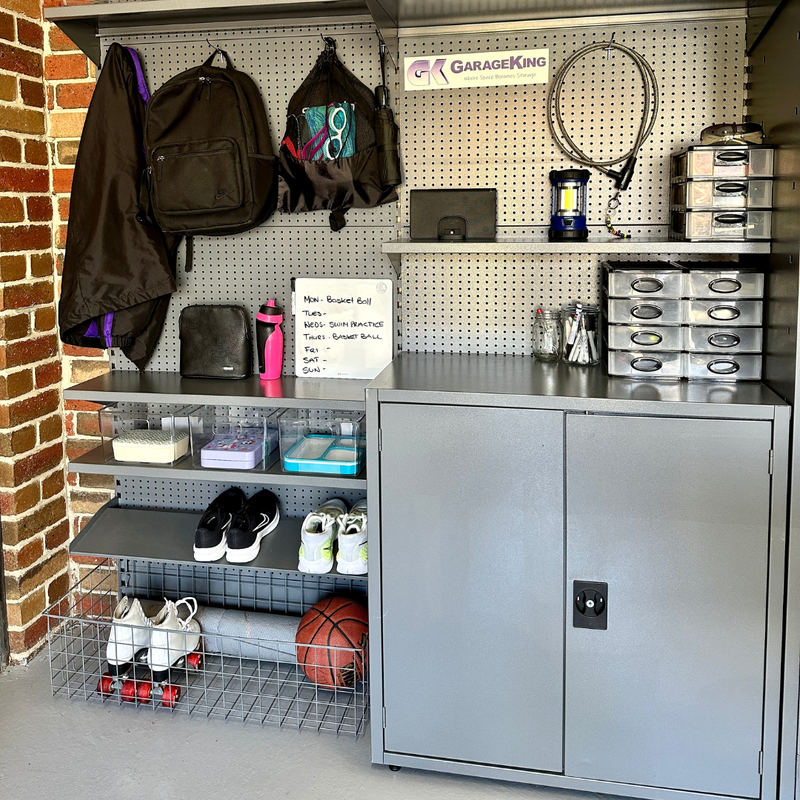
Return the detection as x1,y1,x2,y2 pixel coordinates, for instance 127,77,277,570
298,497,347,574
336,498,368,575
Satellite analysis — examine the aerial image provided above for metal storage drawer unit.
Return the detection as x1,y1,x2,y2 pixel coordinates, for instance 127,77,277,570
607,350,684,379
607,325,684,352
685,299,763,326
603,261,684,299
670,178,773,209
686,353,762,381
684,326,763,353
607,298,683,325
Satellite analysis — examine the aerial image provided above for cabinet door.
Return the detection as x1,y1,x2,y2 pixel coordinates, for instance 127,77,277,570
565,414,772,797
380,403,564,772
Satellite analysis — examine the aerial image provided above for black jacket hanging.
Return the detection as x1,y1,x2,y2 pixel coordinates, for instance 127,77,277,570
277,38,398,231
59,43,180,370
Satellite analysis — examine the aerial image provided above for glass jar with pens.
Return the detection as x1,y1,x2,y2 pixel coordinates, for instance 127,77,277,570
561,303,601,366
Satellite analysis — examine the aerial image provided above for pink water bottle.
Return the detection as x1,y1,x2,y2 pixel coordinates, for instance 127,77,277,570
256,300,283,380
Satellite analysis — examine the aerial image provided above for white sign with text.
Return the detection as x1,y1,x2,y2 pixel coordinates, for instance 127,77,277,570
293,278,394,379
404,48,549,91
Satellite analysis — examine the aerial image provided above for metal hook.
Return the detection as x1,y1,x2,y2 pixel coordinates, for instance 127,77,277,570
321,35,336,52
605,32,616,60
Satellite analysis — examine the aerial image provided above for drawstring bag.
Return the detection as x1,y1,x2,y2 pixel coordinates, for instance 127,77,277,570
278,37,399,231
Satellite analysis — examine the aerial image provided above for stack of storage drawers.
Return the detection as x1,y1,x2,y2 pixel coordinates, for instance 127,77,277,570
604,261,764,380
669,145,774,241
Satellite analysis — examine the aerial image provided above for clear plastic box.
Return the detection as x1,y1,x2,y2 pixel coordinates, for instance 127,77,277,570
607,325,684,352
607,350,684,380
671,146,774,179
684,327,763,354
190,407,279,471
99,403,201,465
684,299,763,326
279,410,365,476
686,353,762,381
602,262,684,299
606,298,683,326
669,210,772,241
670,178,773,209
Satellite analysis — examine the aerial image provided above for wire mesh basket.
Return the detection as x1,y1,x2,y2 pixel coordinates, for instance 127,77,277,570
46,559,369,736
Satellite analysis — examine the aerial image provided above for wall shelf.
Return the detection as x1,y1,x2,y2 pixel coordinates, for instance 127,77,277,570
64,371,368,411
381,236,771,273
71,502,368,582
69,445,367,490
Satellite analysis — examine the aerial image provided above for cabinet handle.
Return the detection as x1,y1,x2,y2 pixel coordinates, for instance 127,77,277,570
716,150,747,164
708,359,740,375
715,182,747,195
630,304,663,320
713,212,747,226
708,305,741,321
708,277,743,294
630,330,663,346
707,331,740,348
631,356,663,372
630,277,664,293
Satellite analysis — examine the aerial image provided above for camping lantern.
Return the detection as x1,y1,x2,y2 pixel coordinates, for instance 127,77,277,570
549,169,590,240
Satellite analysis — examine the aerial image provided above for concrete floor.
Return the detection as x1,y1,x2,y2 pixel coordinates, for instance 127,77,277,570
0,654,592,800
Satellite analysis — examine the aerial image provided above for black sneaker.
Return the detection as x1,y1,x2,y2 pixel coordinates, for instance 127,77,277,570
193,487,246,562
226,489,281,564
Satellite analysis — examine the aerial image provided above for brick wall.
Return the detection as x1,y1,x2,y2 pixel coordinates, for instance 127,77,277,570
0,0,106,664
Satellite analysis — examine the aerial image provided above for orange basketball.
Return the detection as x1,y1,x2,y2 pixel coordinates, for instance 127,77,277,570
295,596,368,688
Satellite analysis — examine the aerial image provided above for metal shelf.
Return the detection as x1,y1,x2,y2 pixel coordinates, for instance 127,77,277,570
70,502,368,582
69,445,367,490
63,371,368,410
381,236,771,272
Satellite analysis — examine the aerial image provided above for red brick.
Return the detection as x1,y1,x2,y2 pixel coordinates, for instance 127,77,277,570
71,358,108,384
34,360,60,388
26,195,51,221
1,281,53,310
38,414,62,443
30,252,52,277
41,469,64,500
0,106,44,135
69,490,110,515
6,549,69,600
0,255,26,281
0,12,15,43
47,571,70,605
45,54,86,81
0,369,33,397
6,0,44,21
0,481,40,515
64,400,102,412
45,519,69,551
3,537,43,572
0,136,21,163
62,344,104,358
0,74,16,102
1,496,67,546
56,139,77,165
24,139,47,166
65,437,97,461
46,83,52,111
56,83,94,109
20,78,44,108
0,425,35,457
55,254,63,275
34,306,55,331
75,409,99,437
12,442,63,486
0,225,51,253
0,315,30,344
6,335,57,367
0,196,24,223
7,615,49,656
0,43,42,78
17,19,43,50
0,387,59,428
57,196,69,221
52,168,72,193
0,166,47,192
70,555,105,567
48,27,77,52
78,472,114,490
56,223,67,248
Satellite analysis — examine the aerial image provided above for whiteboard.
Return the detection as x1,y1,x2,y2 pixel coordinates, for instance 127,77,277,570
292,278,394,379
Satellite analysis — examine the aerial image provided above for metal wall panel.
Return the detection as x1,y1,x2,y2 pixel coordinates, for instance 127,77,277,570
565,414,772,798
379,403,565,772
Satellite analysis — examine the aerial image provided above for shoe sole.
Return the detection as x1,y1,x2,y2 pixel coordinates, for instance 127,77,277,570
226,510,281,564
193,535,227,562
335,558,368,575
298,555,334,574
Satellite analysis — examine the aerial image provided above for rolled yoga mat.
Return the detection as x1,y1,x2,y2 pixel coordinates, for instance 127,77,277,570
195,606,300,664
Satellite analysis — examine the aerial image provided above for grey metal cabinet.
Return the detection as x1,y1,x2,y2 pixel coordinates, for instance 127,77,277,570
565,414,772,797
379,402,565,771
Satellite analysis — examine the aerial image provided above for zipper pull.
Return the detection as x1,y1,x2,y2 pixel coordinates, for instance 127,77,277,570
206,77,212,101
156,154,165,180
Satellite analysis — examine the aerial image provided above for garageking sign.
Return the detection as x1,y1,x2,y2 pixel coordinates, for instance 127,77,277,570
404,48,549,91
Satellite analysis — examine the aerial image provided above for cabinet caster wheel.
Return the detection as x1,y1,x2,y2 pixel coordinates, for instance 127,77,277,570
161,684,181,708
389,766,401,772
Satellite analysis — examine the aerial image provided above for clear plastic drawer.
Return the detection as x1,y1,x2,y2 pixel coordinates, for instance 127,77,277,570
684,326,763,353
686,353,762,381
684,299,762,326
606,298,683,326
670,210,772,241
671,146,774,179
608,350,684,380
670,179,773,209
603,263,684,299
607,325,683,352
683,269,764,299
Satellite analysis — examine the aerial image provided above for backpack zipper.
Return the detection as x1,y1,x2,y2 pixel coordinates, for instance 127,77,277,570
155,147,231,180
197,76,212,101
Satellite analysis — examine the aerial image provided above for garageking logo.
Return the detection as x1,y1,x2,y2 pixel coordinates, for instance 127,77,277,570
404,48,549,91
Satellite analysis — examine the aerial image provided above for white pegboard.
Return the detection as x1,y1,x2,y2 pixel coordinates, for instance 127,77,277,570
99,21,398,373
116,476,366,517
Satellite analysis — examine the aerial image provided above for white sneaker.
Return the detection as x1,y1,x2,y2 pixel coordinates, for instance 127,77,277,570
336,498,368,575
298,498,347,574
147,597,201,682
106,596,153,674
